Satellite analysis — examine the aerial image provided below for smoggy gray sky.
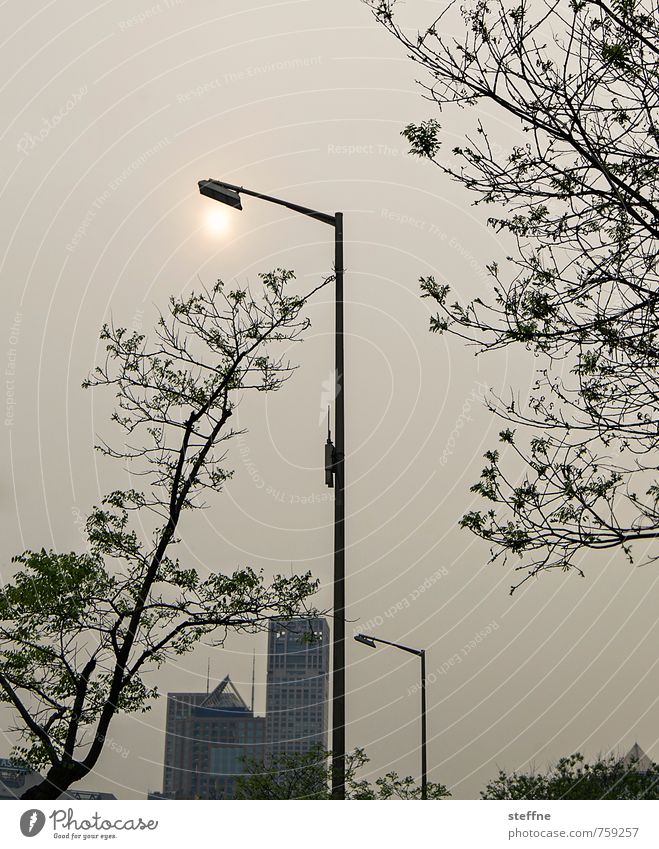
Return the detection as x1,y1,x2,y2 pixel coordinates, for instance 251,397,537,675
2,0,658,799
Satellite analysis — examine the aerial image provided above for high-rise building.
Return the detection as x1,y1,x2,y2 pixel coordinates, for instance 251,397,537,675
265,617,330,757
163,675,265,800
159,617,330,799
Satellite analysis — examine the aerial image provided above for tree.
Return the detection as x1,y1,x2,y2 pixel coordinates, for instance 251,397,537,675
482,752,659,799
236,746,451,799
369,0,659,589
0,269,330,799
235,746,328,799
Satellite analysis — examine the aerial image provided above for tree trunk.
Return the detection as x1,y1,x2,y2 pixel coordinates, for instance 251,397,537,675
21,764,88,800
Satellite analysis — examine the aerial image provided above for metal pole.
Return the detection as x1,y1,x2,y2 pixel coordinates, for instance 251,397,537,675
331,212,345,799
420,649,427,800
198,180,347,794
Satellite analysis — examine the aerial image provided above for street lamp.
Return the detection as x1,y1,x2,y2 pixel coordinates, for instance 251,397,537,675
354,633,428,799
198,178,347,799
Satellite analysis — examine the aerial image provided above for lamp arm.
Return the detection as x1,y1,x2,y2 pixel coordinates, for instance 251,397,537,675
206,179,336,226
370,636,423,656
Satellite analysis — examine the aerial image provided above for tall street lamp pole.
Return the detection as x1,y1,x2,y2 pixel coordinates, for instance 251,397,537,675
198,179,347,799
354,633,427,799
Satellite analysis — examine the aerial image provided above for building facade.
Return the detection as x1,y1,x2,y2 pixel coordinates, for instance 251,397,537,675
0,759,117,800
265,617,330,757
163,676,265,800
0,759,42,799
160,617,330,798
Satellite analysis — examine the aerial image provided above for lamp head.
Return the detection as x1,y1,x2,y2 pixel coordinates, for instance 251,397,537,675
198,179,243,210
354,633,377,649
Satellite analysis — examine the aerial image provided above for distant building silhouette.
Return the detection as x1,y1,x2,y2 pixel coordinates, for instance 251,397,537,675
62,790,117,800
0,759,117,800
0,759,42,799
146,790,171,800
623,742,653,773
265,617,330,757
163,675,265,800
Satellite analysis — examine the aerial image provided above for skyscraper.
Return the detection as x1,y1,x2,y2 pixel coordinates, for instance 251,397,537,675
163,675,265,800
265,617,330,757
159,617,329,799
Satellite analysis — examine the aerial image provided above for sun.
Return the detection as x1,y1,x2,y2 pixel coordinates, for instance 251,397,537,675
204,207,230,236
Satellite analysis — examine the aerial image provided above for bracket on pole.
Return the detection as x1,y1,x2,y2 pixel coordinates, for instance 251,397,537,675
324,406,335,488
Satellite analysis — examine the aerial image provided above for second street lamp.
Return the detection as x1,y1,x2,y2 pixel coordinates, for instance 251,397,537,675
198,179,347,799
354,633,428,799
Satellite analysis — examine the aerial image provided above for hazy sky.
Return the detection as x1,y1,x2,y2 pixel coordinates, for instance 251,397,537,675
2,0,659,800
